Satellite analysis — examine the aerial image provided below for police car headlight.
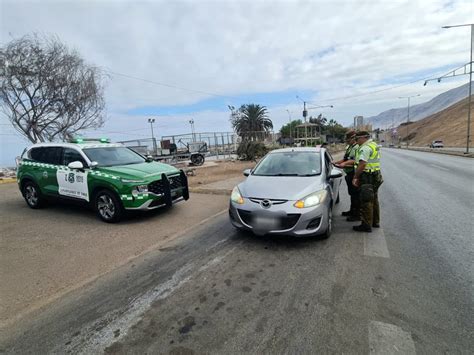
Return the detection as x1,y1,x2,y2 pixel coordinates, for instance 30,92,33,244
121,178,145,183
294,190,328,208
136,185,148,193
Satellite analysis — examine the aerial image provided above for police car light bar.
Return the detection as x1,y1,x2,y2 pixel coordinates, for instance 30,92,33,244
70,138,111,143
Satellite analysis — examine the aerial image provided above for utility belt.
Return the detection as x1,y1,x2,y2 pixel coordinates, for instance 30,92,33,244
361,169,380,175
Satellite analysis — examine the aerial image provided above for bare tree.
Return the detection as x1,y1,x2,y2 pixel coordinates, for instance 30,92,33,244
0,34,106,143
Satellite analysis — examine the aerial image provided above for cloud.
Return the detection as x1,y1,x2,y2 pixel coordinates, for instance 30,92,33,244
0,0,472,165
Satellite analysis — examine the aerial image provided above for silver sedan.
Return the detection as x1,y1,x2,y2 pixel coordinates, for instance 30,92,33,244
229,147,343,238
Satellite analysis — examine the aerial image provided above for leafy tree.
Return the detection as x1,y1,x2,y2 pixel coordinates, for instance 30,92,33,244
325,119,347,140
309,113,327,126
236,141,267,161
280,119,302,137
229,104,273,141
0,34,106,143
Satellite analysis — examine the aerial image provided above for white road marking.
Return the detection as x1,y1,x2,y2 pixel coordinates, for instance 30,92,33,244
369,321,416,354
364,228,390,258
64,246,236,354
430,164,449,171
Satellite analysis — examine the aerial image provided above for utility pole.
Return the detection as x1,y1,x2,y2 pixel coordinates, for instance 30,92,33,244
286,109,292,139
398,94,420,148
442,24,473,154
148,118,156,154
296,95,333,146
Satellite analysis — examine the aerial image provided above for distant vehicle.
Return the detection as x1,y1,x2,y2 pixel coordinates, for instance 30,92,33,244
16,138,189,222
430,140,444,148
229,147,343,238
388,144,395,148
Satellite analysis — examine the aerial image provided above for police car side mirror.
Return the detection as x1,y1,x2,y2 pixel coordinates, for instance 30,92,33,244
68,161,84,170
89,161,99,169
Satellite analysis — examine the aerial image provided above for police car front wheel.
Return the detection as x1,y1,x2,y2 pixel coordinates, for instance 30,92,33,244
94,190,123,223
22,181,44,209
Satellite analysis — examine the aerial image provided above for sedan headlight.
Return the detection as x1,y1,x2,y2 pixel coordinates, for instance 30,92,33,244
231,186,244,204
294,190,328,208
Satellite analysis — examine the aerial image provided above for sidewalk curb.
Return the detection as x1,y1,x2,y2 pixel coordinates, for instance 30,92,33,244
0,178,17,185
399,147,474,158
190,187,232,196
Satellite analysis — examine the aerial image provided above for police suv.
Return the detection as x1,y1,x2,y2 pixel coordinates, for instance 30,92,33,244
16,138,189,222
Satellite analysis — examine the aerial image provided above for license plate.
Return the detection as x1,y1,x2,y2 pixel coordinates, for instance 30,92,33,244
254,216,279,230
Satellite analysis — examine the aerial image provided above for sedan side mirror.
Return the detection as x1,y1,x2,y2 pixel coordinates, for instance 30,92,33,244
89,161,99,169
68,161,84,170
329,168,343,179
243,168,252,177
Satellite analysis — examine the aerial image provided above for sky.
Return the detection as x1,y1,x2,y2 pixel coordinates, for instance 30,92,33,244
1,0,473,166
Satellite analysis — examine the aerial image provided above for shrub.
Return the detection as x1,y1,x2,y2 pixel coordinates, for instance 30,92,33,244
237,141,267,161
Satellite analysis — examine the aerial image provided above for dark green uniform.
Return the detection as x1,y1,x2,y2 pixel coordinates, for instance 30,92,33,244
343,143,360,217
355,140,383,227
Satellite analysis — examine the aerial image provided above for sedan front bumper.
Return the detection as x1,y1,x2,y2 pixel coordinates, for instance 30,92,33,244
229,197,330,237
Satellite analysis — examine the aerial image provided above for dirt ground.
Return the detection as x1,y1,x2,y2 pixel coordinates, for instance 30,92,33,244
183,160,256,187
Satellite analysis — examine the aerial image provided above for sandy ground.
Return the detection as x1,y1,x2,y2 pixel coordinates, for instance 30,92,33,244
184,160,256,187
0,185,229,329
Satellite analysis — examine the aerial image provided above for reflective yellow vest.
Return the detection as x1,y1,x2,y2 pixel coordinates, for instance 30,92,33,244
355,140,381,172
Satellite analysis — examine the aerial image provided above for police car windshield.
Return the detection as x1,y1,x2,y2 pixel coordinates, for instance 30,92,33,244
82,147,145,167
252,152,321,176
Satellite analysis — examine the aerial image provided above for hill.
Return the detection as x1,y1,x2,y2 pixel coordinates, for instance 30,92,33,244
368,82,473,129
392,95,473,147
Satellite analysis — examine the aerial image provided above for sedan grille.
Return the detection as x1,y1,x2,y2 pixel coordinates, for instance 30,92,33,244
237,209,300,230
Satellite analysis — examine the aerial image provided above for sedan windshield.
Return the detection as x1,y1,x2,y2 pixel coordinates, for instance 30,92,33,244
253,152,321,176
83,147,145,167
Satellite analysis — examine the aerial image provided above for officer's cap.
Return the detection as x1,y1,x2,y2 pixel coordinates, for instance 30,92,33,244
355,131,370,138
345,130,356,140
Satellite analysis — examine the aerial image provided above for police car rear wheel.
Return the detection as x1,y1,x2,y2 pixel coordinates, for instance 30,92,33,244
95,190,123,223
23,181,44,209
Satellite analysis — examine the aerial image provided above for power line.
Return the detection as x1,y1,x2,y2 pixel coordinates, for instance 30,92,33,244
103,69,238,100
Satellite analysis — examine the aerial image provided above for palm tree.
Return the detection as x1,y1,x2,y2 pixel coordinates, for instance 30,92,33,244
229,104,273,141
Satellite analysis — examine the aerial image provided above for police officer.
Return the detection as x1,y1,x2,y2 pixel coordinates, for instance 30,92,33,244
333,130,360,220
352,131,383,232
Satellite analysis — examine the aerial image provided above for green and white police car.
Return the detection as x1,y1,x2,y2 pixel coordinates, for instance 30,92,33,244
16,138,189,222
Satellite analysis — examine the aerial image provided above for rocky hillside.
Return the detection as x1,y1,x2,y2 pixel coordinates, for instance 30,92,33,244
368,82,473,129
395,95,473,147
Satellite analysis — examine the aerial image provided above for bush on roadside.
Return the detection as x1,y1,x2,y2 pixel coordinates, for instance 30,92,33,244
237,141,268,161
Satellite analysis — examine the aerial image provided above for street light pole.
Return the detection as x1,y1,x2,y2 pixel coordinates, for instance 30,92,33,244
189,119,195,142
398,94,420,148
148,118,156,154
442,24,473,154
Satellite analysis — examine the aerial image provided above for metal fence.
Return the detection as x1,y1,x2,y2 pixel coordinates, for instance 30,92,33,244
119,131,280,160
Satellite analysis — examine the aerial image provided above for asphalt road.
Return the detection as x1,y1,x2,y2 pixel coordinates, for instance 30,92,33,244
2,149,473,354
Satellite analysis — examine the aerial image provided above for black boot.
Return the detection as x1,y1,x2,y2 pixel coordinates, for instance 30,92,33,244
341,210,351,216
346,215,361,222
372,223,380,228
353,224,372,232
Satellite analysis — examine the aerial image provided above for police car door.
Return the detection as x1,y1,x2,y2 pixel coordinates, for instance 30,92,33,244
57,148,90,201
34,147,62,196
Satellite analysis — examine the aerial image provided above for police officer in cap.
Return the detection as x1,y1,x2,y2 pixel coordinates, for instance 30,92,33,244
352,131,383,232
333,130,360,220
